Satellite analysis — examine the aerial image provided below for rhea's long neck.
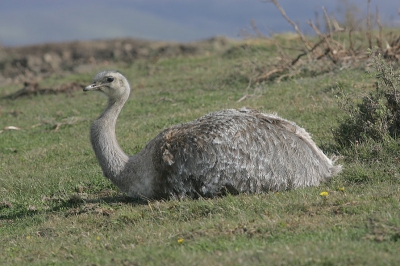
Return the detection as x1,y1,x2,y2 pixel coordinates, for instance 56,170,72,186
90,98,130,181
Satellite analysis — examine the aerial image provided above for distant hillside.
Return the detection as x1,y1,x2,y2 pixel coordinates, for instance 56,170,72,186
0,37,233,85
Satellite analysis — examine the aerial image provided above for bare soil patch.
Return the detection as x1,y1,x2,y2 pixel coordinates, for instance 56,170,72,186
1,81,84,99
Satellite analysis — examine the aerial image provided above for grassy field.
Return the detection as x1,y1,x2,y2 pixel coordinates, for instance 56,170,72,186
1,39,399,265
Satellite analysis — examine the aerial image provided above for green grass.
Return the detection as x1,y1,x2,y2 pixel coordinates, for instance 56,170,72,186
1,41,399,265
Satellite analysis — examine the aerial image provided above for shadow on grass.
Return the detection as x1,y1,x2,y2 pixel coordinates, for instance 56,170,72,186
0,194,148,221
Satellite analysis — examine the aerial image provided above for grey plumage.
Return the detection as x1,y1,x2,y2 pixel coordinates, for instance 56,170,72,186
84,70,341,199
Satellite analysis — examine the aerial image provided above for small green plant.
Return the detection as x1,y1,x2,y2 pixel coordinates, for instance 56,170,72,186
334,48,400,147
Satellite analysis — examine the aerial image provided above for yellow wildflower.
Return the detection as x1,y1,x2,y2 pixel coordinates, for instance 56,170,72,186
339,187,345,192
177,238,184,244
96,236,100,241
320,191,328,197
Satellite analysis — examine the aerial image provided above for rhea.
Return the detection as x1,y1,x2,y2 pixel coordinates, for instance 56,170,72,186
84,70,341,199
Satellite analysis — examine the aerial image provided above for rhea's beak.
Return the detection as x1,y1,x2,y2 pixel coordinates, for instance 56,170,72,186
84,83,104,92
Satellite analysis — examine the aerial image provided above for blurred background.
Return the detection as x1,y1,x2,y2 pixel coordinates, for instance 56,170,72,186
1,0,399,47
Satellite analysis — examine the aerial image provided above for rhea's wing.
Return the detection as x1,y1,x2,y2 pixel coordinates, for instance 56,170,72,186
154,109,335,198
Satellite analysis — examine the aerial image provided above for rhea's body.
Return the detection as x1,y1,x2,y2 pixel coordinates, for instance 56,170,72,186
85,71,341,199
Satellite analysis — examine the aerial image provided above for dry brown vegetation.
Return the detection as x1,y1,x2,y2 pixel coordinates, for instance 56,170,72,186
249,0,400,83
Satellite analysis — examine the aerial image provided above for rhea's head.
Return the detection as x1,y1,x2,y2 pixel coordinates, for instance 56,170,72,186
84,70,130,101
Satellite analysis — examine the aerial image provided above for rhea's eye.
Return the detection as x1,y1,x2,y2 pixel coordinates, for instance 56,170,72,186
106,77,114,82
